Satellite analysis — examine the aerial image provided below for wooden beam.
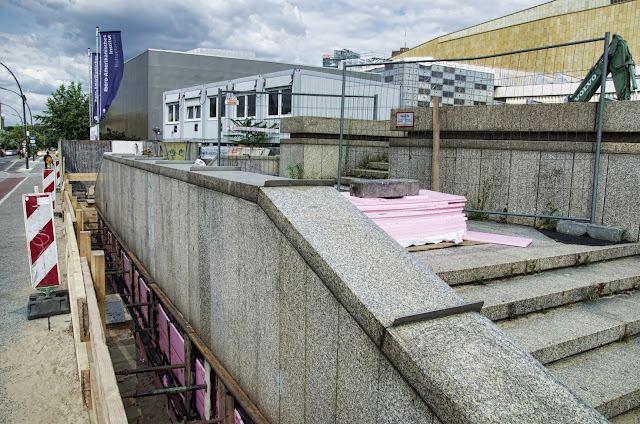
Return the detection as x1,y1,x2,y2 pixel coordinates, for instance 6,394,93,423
81,257,128,423
78,231,91,262
90,251,106,335
75,209,84,235
65,172,98,182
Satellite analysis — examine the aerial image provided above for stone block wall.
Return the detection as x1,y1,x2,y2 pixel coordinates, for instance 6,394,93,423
389,101,640,240
95,155,605,423
61,139,112,173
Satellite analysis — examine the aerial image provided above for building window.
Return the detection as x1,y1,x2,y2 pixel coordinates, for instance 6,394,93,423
418,75,430,82
384,75,394,83
611,0,632,3
443,79,454,86
247,94,256,117
455,75,466,82
432,71,444,78
209,97,225,118
237,96,245,118
443,91,454,98
475,83,488,90
267,87,292,116
167,103,179,122
454,99,465,105
186,105,201,120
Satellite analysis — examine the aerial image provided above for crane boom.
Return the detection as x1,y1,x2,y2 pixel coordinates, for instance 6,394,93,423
568,34,637,102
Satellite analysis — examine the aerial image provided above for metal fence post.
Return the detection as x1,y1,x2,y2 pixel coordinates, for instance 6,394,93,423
590,32,610,224
337,66,347,190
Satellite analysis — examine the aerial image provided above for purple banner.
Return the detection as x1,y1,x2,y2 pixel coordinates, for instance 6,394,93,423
99,31,124,121
91,52,99,123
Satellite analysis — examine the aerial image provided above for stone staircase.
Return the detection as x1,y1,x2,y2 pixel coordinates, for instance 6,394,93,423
412,221,640,422
348,160,389,179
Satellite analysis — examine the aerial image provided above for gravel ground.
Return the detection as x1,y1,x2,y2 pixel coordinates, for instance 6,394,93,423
0,160,89,423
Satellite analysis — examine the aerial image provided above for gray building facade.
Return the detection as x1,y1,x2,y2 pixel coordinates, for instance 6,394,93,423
102,49,345,140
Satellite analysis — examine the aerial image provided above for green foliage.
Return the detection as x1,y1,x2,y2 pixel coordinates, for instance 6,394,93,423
35,82,89,141
287,162,303,179
100,127,141,141
539,202,559,231
227,118,276,147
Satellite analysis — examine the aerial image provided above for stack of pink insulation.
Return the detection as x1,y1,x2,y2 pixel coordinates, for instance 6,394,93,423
343,189,468,248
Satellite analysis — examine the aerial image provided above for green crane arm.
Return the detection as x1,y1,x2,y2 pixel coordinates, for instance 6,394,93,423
568,34,637,102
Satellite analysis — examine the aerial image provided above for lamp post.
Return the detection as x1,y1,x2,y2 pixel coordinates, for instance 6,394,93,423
0,62,29,169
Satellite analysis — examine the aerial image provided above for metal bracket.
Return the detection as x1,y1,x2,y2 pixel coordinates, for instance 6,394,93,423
392,300,484,327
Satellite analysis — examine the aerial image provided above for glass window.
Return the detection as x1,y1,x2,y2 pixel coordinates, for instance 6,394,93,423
195,105,201,119
237,96,245,118
281,88,292,115
187,106,194,120
455,74,466,82
432,71,443,78
209,98,217,118
247,94,256,117
418,75,430,82
167,103,179,122
268,90,279,116
384,75,394,83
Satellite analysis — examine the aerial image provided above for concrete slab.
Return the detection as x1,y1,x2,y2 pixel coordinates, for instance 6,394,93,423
412,221,640,286
457,256,640,321
349,178,419,198
498,291,640,364
548,336,640,419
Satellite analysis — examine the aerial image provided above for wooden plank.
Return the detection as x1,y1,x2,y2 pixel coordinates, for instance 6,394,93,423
75,209,84,235
81,258,128,424
78,231,91,262
90,251,106,335
405,240,485,252
65,172,98,182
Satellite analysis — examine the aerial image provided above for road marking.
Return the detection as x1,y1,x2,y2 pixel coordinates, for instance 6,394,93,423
0,177,27,207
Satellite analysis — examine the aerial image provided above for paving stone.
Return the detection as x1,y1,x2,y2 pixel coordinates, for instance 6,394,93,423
557,220,588,237
587,223,627,242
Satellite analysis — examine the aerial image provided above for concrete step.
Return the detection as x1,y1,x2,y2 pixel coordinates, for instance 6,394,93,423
610,405,640,423
348,168,388,179
547,335,640,419
367,161,389,171
497,290,640,364
420,241,640,286
456,256,640,321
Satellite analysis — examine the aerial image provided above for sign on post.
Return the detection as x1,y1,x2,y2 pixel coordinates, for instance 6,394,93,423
22,193,61,290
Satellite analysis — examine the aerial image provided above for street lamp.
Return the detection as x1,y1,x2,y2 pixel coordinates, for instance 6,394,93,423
0,62,29,169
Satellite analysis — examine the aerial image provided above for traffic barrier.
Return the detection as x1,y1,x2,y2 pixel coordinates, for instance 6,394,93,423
23,193,60,290
42,169,56,209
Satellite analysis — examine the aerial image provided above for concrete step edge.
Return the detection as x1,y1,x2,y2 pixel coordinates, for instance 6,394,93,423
367,161,389,171
497,291,640,364
547,336,640,419
439,243,640,286
457,257,640,321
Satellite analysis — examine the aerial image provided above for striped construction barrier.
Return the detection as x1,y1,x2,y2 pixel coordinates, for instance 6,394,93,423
23,193,60,290
42,169,56,209
55,160,60,187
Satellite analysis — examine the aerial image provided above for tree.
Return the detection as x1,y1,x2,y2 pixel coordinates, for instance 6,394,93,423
36,82,89,141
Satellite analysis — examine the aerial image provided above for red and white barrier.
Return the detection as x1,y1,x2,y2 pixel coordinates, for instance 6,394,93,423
23,193,60,290
54,160,61,187
42,169,56,209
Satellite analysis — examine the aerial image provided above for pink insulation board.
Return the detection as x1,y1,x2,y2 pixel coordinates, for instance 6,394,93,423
343,189,468,247
138,276,150,328
158,304,170,359
196,359,206,419
170,322,185,386
121,251,131,301
464,231,533,247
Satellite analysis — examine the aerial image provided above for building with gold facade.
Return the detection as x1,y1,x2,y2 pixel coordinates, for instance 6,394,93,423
393,0,639,103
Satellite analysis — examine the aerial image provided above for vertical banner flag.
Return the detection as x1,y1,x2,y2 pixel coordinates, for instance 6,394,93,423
99,31,124,121
91,52,99,123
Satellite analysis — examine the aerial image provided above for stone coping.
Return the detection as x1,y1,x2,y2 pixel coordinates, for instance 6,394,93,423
390,138,640,154
390,101,640,133
281,116,406,138
104,154,329,202
281,138,390,147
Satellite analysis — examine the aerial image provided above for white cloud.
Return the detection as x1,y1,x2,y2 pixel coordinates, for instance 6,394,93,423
0,0,547,125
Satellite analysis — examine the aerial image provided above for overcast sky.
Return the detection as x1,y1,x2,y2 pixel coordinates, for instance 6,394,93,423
0,0,547,126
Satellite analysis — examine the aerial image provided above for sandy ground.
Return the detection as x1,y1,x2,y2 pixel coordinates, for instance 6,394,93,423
0,168,89,423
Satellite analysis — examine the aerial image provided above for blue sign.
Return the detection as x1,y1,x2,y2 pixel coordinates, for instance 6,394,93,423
99,31,124,121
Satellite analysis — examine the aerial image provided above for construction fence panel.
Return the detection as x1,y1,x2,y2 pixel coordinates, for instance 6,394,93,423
340,35,616,225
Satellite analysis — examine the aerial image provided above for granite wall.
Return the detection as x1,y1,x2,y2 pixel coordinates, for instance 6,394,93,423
95,154,606,424
388,101,640,239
